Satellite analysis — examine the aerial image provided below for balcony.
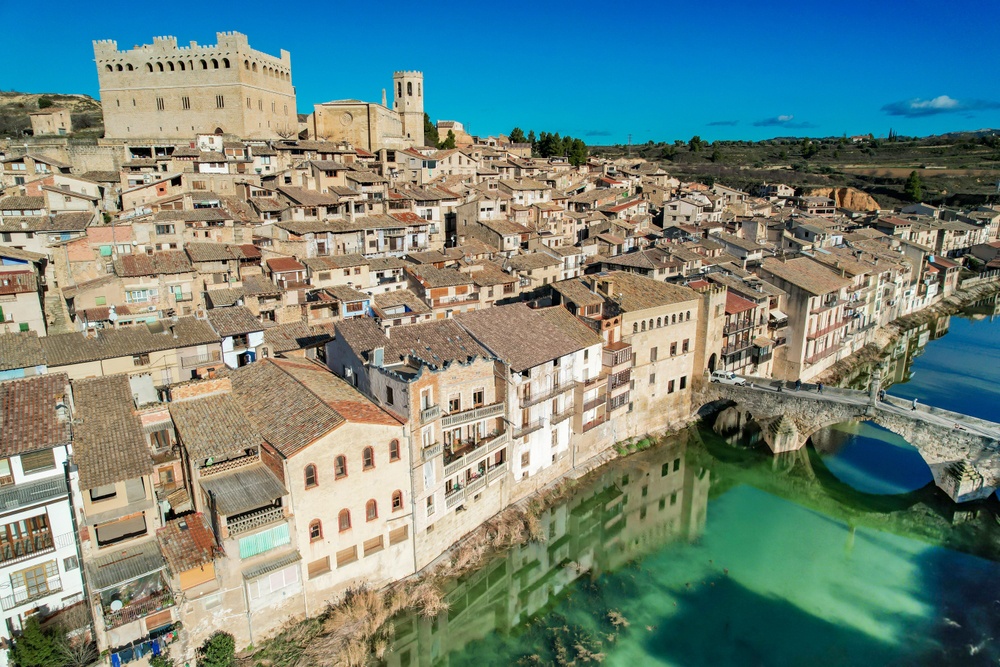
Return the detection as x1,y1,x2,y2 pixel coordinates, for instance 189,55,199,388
200,451,260,477
443,431,508,477
422,442,443,461
103,588,174,630
722,341,751,357
551,406,574,425
583,396,607,412
723,319,755,335
1,576,62,611
0,531,74,567
519,381,575,408
603,342,632,370
441,401,505,428
226,505,285,536
807,317,851,340
513,419,545,440
180,349,223,369
805,344,840,366
445,488,464,509
173,292,194,303
488,461,507,484
420,404,441,424
582,414,608,433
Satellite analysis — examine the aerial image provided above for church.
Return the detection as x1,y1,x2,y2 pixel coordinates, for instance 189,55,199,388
309,71,424,151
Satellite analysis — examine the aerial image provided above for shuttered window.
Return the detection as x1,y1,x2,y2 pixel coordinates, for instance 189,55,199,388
238,523,290,559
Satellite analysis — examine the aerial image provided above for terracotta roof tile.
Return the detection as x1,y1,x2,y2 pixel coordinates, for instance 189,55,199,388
0,374,71,458
157,513,218,573
72,375,152,490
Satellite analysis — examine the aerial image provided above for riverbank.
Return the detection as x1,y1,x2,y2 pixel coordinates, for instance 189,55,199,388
817,279,1000,386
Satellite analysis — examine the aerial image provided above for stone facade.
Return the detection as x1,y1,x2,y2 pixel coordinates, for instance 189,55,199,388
94,32,296,140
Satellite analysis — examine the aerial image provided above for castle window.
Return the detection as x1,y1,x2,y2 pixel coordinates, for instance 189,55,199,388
104,64,112,72
397,82,402,97
363,447,375,470
178,61,185,71
335,455,347,479
156,62,164,72
200,59,208,69
252,62,258,72
418,82,421,97
389,439,400,462
182,96,190,110
167,61,174,71
146,63,153,72
126,64,133,71
211,59,219,69
156,97,165,111
247,97,251,109
216,95,225,109
222,58,230,68
407,82,412,96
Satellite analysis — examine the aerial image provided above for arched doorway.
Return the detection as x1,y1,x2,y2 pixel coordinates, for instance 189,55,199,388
708,353,717,373
214,127,224,135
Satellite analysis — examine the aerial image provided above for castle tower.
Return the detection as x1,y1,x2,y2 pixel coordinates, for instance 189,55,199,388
392,71,424,144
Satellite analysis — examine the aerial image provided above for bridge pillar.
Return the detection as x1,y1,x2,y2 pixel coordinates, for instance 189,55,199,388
765,415,801,453
869,369,881,406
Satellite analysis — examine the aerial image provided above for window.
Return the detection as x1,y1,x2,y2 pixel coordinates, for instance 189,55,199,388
649,373,656,385
448,396,461,413
304,464,317,488
246,562,299,600
336,546,357,567
338,509,351,532
392,490,403,511
156,97,164,111
334,455,347,479
680,376,687,390
682,339,690,353
133,353,150,366
389,440,400,462
181,96,190,110
21,449,55,474
150,429,171,450
363,535,384,556
309,520,322,541
651,347,658,362
520,451,530,468
363,447,375,469
674,457,681,472
12,561,58,600
64,555,79,571
155,224,175,235
366,499,378,522
672,314,677,324
308,556,330,579
216,95,225,109
670,342,677,356
158,466,175,486
668,379,675,394
385,387,394,405
473,389,485,408
426,494,435,516
89,484,117,502
390,525,409,545
657,317,662,327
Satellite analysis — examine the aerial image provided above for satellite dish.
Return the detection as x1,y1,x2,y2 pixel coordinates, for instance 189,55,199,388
110,600,123,612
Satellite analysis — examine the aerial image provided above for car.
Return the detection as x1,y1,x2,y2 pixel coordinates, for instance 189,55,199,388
711,370,747,386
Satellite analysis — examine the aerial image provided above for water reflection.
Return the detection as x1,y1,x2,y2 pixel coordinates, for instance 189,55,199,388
810,422,934,495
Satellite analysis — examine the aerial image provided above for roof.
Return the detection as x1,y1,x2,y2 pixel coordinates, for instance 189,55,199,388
277,186,340,207
0,212,93,233
334,317,389,360
197,463,287,516
407,265,473,288
0,374,71,459
385,319,491,367
0,331,46,371
264,358,400,426
302,254,369,271
0,271,37,295
185,242,249,263
266,257,306,273
456,303,601,373
551,279,604,308
0,196,45,210
169,392,262,461
600,271,699,312
725,291,758,315
228,360,346,457
263,321,336,354
72,375,152,490
372,289,432,316
115,251,192,277
207,306,263,337
508,253,561,271
241,274,283,297
157,513,217,574
324,284,369,302
760,257,853,296
205,288,244,308
41,318,220,367
87,539,165,591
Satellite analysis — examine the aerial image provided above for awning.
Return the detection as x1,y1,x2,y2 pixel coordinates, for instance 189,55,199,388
242,551,300,581
768,308,787,321
199,464,287,517
87,539,165,591
753,336,774,348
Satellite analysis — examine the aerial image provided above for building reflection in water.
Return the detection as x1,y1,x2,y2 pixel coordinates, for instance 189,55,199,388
383,432,710,666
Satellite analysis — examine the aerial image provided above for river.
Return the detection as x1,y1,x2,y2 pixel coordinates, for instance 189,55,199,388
382,300,1000,667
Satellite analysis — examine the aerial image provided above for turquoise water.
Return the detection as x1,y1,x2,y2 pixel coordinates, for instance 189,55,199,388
811,422,933,495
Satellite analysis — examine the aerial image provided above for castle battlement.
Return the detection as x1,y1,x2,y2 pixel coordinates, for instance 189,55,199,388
393,70,424,77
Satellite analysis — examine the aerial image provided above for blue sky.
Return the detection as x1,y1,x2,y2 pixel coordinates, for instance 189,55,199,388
6,0,1000,143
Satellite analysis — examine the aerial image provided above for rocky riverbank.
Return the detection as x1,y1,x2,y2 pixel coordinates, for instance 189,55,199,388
817,279,1000,387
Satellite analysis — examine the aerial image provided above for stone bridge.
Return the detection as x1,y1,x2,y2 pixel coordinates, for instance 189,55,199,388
695,377,1000,503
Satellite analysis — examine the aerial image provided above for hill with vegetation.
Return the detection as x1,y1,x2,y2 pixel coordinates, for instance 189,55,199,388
0,92,103,139
592,132,1000,209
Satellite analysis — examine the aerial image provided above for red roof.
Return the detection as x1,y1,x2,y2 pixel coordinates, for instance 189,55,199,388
239,244,262,259
266,257,306,273
390,211,424,224
725,291,757,315
687,279,710,289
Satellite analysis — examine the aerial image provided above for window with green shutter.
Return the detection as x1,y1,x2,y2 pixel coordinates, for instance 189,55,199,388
19,323,29,332
238,523,290,559
95,296,106,306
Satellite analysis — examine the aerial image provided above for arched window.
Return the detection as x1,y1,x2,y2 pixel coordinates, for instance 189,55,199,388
188,60,194,70
392,490,403,511
178,61,185,71
244,59,250,70
115,64,122,72
389,439,400,462
641,321,646,332
418,82,421,97
146,63,153,72
126,64,134,71
366,499,378,521
338,509,351,531
167,61,174,71
407,81,412,96
211,59,219,69
334,455,347,479
104,64,113,72
633,322,639,334
252,62,258,72
156,62,164,72
363,447,375,470
648,319,654,330
686,311,691,321
656,317,662,328
304,464,317,488
200,59,208,69
672,314,677,324
397,82,402,97
222,58,230,68
309,520,322,541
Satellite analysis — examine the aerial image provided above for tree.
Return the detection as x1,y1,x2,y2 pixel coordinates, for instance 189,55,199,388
423,113,438,147
439,130,456,150
508,127,526,143
688,136,703,152
37,97,53,110
198,632,235,667
710,147,722,163
8,617,62,667
904,170,923,202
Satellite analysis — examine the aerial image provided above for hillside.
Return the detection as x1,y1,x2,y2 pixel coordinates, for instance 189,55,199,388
592,132,1000,208
0,92,103,138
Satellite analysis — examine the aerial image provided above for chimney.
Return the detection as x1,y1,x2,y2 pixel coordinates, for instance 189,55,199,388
372,346,385,368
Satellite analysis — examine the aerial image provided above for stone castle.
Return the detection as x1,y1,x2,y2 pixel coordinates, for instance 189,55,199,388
93,32,297,140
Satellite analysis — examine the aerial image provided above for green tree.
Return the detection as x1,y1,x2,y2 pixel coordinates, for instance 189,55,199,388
37,97,53,110
198,632,235,667
904,170,923,202
688,135,703,152
8,617,62,667
439,129,456,150
508,127,526,143
569,138,588,166
423,113,439,147
710,147,722,163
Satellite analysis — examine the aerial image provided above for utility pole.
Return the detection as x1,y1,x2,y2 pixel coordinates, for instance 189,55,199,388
627,133,632,158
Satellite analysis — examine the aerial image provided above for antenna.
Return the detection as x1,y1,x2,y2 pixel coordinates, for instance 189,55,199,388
627,134,632,158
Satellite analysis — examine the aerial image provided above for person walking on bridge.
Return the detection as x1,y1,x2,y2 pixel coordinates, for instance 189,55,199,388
817,382,823,394
795,379,802,391
912,398,919,411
